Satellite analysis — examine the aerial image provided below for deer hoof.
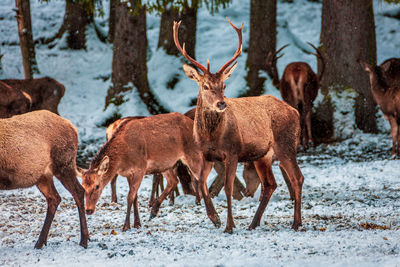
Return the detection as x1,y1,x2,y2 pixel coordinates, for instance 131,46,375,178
34,240,46,249
292,221,301,231
133,222,141,229
149,213,156,220
223,227,233,234
122,224,131,232
79,239,88,249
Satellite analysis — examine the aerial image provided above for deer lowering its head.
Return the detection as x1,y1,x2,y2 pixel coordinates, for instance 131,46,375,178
0,110,89,248
81,113,217,231
359,58,400,158
266,43,326,148
174,18,304,233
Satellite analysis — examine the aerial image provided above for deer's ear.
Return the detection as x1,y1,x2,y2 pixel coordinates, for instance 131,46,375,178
221,61,238,81
358,59,372,72
183,63,202,82
98,156,109,176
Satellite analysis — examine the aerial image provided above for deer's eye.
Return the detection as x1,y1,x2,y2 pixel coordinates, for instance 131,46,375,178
203,85,209,90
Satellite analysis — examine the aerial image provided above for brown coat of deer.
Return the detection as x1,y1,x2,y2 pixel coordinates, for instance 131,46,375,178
0,81,31,118
266,44,326,148
0,110,89,248
105,116,197,206
2,77,65,115
81,113,217,231
174,18,304,233
359,58,400,157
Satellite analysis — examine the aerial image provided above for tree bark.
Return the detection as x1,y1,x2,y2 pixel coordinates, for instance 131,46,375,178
108,0,116,43
64,0,92,49
320,0,377,133
107,0,169,114
157,1,197,58
15,0,39,79
243,0,276,96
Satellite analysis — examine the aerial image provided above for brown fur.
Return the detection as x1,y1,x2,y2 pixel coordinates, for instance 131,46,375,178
82,112,215,231
175,19,304,233
360,58,400,157
0,110,88,248
2,77,65,114
0,81,31,118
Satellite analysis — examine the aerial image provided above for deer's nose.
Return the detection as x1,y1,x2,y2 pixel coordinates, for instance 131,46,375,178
217,101,226,111
86,209,94,215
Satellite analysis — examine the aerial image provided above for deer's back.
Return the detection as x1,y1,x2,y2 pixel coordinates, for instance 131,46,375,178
0,110,78,189
112,112,195,174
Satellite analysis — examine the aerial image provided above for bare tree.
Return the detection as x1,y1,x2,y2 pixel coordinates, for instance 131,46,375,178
320,0,377,133
106,0,168,114
14,0,39,79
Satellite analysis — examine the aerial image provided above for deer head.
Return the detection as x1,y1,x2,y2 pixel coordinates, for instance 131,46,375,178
81,156,112,215
174,18,243,113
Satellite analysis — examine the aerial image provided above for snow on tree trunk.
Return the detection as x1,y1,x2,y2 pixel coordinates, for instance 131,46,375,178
243,0,276,96
320,0,377,134
15,0,39,79
107,0,169,114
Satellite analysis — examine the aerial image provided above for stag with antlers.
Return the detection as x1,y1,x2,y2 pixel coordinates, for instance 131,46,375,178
266,44,326,148
174,18,304,233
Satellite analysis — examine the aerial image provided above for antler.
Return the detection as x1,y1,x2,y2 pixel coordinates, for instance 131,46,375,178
173,21,208,74
216,18,244,75
266,44,289,89
307,42,326,82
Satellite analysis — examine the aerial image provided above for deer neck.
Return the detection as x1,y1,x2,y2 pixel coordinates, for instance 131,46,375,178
194,97,226,144
368,68,388,97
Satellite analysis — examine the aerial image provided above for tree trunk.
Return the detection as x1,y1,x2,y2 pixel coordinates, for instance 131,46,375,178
64,0,92,49
157,1,197,58
320,0,377,133
108,0,116,43
243,0,276,96
107,0,169,114
15,0,39,79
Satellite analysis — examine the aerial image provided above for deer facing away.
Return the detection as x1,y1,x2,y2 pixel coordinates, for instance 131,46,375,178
81,112,217,231
0,110,89,248
359,58,400,157
174,18,304,233
266,43,326,148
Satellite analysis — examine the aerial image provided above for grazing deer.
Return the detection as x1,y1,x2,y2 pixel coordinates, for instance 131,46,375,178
0,81,31,118
359,58,400,157
2,77,65,115
81,113,217,231
174,18,304,233
0,110,89,248
105,116,198,206
266,43,326,148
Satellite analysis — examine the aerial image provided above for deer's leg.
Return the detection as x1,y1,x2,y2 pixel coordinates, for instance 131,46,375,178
249,153,276,230
35,176,61,249
110,175,118,203
388,116,399,158
149,173,162,207
279,165,295,201
305,110,313,147
278,157,304,230
57,169,89,248
198,160,220,227
150,169,178,219
123,172,144,231
224,156,238,234
133,195,141,228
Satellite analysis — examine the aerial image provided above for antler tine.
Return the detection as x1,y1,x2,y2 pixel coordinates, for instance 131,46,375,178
173,21,208,73
307,42,326,81
267,44,289,65
217,17,244,74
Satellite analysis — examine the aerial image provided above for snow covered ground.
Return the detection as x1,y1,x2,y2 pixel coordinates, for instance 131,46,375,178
1,0,400,266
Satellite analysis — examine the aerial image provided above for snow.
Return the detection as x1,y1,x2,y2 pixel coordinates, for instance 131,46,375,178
1,0,400,265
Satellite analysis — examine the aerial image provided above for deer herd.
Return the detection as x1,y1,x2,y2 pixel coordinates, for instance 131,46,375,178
1,18,399,249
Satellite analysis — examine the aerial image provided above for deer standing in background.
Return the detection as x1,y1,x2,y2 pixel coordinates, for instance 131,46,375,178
0,110,89,248
174,18,304,233
0,81,31,118
266,44,326,148
81,113,217,231
2,77,65,115
359,58,400,157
